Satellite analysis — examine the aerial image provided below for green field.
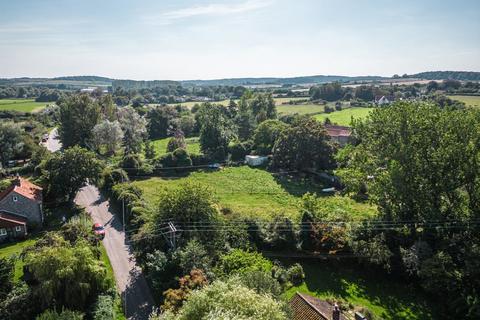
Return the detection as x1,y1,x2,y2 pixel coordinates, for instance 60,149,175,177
277,103,325,115
314,107,374,126
0,237,38,280
151,137,202,156
167,97,308,109
132,166,376,219
448,95,480,108
284,261,435,320
0,99,48,112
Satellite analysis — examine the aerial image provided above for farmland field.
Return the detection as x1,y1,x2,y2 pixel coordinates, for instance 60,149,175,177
0,98,48,112
277,103,324,115
151,137,201,156
284,260,435,320
314,107,374,126
132,166,376,219
447,95,480,108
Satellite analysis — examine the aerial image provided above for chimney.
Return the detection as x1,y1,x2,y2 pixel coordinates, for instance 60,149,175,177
13,173,21,186
332,303,341,320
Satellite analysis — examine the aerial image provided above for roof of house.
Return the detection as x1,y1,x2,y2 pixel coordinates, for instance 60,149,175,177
290,292,346,320
0,210,27,228
325,125,351,138
0,177,43,203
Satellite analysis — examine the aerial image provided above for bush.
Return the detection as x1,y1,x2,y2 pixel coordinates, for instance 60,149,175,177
92,295,115,320
217,249,273,275
286,263,305,285
100,167,128,193
36,309,84,320
228,141,250,162
190,153,210,166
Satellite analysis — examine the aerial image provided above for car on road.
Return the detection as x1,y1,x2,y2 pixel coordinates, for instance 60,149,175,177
92,223,106,239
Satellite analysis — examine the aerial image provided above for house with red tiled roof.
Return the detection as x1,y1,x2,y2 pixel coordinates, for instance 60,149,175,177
290,292,346,320
0,176,43,242
325,124,351,147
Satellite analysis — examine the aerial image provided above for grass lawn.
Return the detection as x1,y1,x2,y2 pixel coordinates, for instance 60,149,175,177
0,236,39,281
277,103,325,115
132,166,376,220
100,244,126,320
0,98,48,113
151,137,202,156
447,95,480,108
284,260,435,320
314,107,374,126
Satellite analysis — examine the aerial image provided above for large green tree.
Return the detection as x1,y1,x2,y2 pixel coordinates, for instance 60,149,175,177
58,94,101,148
346,101,480,317
156,278,287,320
42,146,102,202
272,118,336,171
253,119,288,155
0,122,24,166
198,104,235,160
23,235,109,312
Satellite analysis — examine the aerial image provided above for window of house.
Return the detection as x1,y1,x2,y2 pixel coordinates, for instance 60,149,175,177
13,196,18,202
15,226,22,232
0,228,6,236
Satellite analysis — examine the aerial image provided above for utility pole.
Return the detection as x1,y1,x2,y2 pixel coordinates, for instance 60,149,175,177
121,174,127,318
168,222,177,251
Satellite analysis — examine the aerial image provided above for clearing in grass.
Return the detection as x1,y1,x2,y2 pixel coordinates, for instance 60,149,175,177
132,166,376,220
447,95,480,108
314,107,374,126
284,260,436,320
0,99,48,113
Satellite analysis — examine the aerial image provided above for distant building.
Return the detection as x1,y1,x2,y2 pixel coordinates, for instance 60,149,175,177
325,125,351,147
0,176,43,242
374,95,394,105
290,292,346,320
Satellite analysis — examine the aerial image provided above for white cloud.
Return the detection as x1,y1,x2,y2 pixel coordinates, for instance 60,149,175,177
144,0,273,25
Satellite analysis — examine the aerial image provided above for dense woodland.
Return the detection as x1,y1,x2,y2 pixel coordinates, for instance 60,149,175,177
1,77,480,319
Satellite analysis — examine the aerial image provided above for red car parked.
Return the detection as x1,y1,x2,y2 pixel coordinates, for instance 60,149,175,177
92,223,106,239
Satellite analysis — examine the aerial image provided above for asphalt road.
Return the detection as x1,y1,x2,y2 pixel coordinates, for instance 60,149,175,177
75,185,154,319
45,128,154,319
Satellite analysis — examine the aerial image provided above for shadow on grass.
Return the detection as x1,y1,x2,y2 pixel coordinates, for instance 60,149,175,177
282,259,436,320
273,172,327,198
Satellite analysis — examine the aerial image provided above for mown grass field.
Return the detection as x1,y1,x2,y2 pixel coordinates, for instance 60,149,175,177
284,260,435,320
151,137,202,156
277,103,324,115
448,95,480,108
0,237,38,280
314,107,374,126
0,98,48,112
132,166,376,219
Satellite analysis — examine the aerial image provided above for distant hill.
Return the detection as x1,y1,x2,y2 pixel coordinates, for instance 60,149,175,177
1,71,479,89
181,75,386,86
53,75,114,82
409,71,480,81
112,79,180,90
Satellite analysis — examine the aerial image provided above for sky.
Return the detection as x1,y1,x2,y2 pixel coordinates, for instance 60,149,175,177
0,0,479,80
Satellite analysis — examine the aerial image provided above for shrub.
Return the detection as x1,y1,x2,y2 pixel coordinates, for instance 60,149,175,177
228,141,250,161
36,309,84,320
92,295,115,320
286,263,305,286
217,249,273,275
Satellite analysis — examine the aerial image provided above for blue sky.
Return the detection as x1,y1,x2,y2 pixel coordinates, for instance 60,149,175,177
0,0,479,80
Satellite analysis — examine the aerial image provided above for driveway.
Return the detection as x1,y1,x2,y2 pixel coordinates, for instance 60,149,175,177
43,127,61,152
45,128,154,319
